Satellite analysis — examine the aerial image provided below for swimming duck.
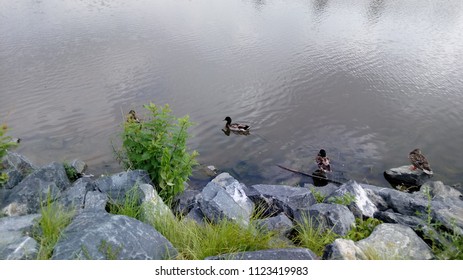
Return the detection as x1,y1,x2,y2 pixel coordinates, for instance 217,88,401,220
126,110,141,123
315,149,331,173
409,148,433,175
223,116,250,133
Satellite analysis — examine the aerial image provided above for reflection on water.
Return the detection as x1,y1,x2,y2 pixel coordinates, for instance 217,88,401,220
1,0,463,188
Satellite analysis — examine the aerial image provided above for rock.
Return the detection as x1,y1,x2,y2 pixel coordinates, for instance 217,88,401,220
206,248,318,260
70,159,87,175
304,183,339,198
51,211,177,260
323,239,366,260
139,184,174,223
210,173,254,216
205,165,218,177
247,184,316,219
172,188,201,216
84,191,108,211
1,162,72,216
93,170,152,204
0,214,41,260
58,177,96,211
419,181,463,200
185,206,206,224
294,203,355,236
198,175,254,227
384,165,432,188
328,180,378,218
0,151,37,189
356,223,433,260
254,213,293,237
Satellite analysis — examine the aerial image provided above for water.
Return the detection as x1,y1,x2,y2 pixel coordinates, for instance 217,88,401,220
1,0,462,188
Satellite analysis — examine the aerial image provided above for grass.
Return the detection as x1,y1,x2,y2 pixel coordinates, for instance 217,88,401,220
150,211,291,260
106,186,143,220
310,187,326,203
291,214,338,256
33,194,75,259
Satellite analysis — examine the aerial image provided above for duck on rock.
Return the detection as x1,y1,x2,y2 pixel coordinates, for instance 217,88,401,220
409,148,433,175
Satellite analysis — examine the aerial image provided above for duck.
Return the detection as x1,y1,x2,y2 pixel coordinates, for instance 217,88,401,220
223,116,250,133
315,149,331,173
126,110,141,123
409,148,433,175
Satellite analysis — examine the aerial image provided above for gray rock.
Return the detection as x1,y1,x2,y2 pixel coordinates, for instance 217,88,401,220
139,184,174,223
198,178,253,227
51,211,177,260
93,170,152,203
294,203,355,236
419,181,463,200
323,239,367,260
0,214,41,260
58,177,96,211
384,165,432,188
356,223,433,260
211,173,254,216
247,184,316,219
304,183,339,198
172,188,201,216
1,162,72,215
254,213,293,236
328,180,378,218
0,151,37,189
70,159,87,175
206,248,318,260
185,206,206,224
84,191,108,211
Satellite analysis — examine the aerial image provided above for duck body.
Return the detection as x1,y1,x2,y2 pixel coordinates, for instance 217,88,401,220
409,148,433,175
126,110,141,123
315,149,331,173
223,116,250,133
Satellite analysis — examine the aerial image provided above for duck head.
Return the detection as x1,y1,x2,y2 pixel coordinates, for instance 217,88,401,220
223,116,232,125
318,149,327,157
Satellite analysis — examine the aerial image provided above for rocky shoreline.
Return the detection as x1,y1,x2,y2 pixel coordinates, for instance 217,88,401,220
1,151,462,260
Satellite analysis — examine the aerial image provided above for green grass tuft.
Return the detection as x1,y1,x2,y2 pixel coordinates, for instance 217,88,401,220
291,214,338,256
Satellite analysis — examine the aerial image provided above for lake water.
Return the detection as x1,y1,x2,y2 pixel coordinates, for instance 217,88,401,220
1,0,462,188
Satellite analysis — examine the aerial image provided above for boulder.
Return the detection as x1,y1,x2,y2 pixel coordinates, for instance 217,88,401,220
1,151,37,189
304,183,338,198
69,159,87,175
356,223,433,260
172,188,201,216
58,177,96,211
185,206,206,224
93,170,152,204
0,214,40,260
51,211,177,260
84,191,108,211
1,162,72,216
323,239,366,260
327,180,378,218
419,181,463,200
247,184,316,218
254,213,293,237
198,175,254,227
139,184,174,223
384,165,432,188
294,203,355,236
206,248,318,260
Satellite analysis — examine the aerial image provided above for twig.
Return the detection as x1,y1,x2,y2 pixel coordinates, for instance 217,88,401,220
277,164,345,185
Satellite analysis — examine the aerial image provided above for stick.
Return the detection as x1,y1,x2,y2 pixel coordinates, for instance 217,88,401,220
277,164,345,185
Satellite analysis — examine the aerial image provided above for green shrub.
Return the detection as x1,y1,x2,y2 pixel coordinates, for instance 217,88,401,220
118,103,198,203
345,217,382,242
0,123,18,186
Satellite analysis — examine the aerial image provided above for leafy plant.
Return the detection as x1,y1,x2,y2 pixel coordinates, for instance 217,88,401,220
0,123,18,186
117,103,198,203
345,217,382,242
327,192,356,206
63,162,79,182
291,214,338,256
33,193,75,259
